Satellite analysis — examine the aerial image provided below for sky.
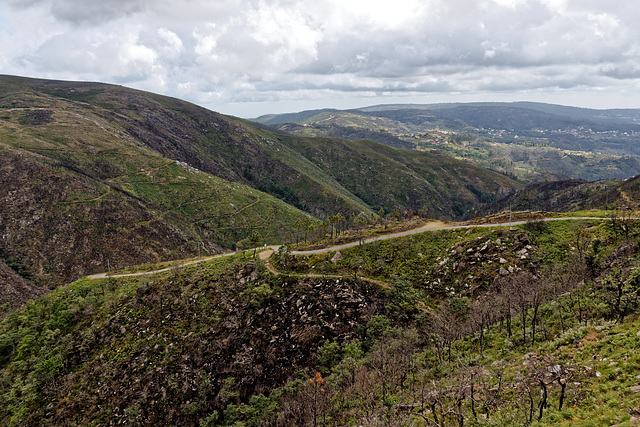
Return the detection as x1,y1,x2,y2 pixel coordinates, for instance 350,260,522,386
1,0,640,118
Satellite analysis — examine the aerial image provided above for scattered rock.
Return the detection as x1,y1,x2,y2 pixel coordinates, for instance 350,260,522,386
499,257,507,264
331,252,343,265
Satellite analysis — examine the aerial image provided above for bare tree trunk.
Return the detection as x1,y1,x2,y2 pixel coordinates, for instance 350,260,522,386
537,380,547,421
521,309,527,345
558,378,567,411
531,305,539,344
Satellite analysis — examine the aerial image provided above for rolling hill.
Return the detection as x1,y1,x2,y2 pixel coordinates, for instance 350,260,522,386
255,103,640,182
0,75,520,291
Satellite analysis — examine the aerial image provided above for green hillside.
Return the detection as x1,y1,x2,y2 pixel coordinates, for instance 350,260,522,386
256,104,640,182
0,76,313,287
2,218,640,425
0,75,521,289
278,134,518,218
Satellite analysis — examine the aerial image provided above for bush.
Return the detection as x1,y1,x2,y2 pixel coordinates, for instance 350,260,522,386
523,220,549,236
366,315,391,343
317,341,342,373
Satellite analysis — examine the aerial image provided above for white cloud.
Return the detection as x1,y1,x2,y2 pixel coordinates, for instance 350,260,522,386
156,28,184,58
244,1,323,69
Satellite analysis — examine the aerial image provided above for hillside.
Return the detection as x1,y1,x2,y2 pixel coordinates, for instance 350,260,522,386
255,103,640,182
481,173,640,216
1,217,640,425
7,75,640,425
0,260,45,321
0,75,520,289
275,134,518,219
275,122,413,149
0,117,309,288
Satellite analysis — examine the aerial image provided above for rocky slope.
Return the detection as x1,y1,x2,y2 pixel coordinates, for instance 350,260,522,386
2,217,640,426
0,261,46,321
0,75,521,290
0,254,398,425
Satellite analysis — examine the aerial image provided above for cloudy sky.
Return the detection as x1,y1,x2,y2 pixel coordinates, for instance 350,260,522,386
1,0,639,117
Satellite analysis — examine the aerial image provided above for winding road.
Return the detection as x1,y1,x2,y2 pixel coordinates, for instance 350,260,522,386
87,216,607,280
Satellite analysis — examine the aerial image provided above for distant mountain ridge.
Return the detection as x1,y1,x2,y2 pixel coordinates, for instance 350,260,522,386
360,101,640,126
254,102,640,181
255,102,640,127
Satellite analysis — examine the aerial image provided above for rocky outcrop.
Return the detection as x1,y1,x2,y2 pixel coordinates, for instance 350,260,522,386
431,229,536,295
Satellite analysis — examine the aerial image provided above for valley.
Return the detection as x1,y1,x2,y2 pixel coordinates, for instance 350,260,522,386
255,103,640,182
1,76,640,426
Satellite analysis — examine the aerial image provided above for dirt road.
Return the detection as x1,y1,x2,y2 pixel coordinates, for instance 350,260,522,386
87,217,605,279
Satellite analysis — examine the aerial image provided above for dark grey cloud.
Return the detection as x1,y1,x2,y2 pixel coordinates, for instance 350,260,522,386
9,0,150,25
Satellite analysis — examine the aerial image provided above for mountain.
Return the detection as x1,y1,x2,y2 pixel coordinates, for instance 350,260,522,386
254,103,640,181
2,77,639,425
276,134,518,218
0,75,520,288
2,216,639,425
